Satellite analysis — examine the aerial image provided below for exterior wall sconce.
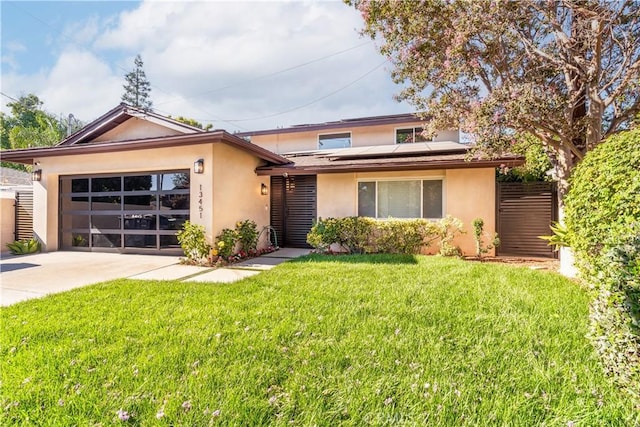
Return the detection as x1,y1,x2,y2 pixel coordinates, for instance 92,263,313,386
194,159,204,174
261,183,268,196
32,169,42,181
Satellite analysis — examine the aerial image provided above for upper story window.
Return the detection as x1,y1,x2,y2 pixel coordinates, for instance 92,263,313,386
396,127,431,144
318,132,351,150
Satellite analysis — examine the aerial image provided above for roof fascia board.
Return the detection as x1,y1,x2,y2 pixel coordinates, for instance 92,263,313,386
255,158,524,176
1,131,291,165
237,113,427,137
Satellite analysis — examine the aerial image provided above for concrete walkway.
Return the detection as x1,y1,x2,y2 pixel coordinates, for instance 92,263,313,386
0,248,311,306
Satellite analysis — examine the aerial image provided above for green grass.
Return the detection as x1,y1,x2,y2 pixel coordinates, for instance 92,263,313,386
1,254,636,425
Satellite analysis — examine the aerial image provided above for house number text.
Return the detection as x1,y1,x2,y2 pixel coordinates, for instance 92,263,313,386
198,184,203,218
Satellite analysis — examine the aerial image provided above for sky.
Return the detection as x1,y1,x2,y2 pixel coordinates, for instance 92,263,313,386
1,0,414,133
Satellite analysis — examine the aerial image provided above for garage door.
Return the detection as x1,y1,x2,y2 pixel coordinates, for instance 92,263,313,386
59,170,190,254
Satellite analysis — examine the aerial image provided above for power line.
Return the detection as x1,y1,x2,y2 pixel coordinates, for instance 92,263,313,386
153,41,374,107
222,60,389,123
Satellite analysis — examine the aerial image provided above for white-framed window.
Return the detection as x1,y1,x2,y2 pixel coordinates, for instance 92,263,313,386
395,127,431,144
357,178,444,219
318,132,351,150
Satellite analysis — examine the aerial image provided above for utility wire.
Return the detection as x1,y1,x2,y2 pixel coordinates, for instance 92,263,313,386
153,41,374,106
222,60,388,123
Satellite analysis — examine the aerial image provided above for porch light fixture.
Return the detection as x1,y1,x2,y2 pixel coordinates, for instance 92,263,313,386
31,169,42,182
194,159,204,174
261,183,268,196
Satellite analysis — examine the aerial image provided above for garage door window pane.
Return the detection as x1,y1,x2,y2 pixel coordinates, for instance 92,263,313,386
92,233,121,248
124,195,156,210
124,175,156,191
160,214,189,230
161,194,190,210
124,215,156,230
92,177,121,192
92,196,121,210
161,172,190,190
160,235,180,248
92,215,121,229
125,234,157,248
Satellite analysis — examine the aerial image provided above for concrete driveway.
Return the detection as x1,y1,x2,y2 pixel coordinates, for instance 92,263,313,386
0,248,312,306
0,252,180,306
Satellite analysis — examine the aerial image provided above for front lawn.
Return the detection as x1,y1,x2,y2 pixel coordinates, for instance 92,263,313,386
1,255,636,425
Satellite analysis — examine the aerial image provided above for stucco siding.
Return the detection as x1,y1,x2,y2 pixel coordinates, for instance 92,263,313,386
1,192,15,251
445,168,496,256
211,144,271,248
251,123,459,154
315,168,495,256
93,118,183,142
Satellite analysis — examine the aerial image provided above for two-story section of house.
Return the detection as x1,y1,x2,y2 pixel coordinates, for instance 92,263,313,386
238,114,522,254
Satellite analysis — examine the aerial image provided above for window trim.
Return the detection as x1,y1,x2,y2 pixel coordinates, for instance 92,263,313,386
356,177,445,220
394,126,432,144
317,131,352,150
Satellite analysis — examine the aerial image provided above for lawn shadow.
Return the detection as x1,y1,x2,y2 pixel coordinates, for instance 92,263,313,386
288,253,419,265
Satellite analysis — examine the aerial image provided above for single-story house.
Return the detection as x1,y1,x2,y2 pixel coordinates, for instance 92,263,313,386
1,104,530,256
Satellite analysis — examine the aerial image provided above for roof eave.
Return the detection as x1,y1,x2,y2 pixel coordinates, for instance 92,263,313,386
1,131,291,165
255,157,524,176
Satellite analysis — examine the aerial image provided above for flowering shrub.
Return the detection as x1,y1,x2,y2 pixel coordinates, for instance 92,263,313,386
177,221,211,263
215,228,238,258
236,220,258,253
307,216,463,255
434,215,465,257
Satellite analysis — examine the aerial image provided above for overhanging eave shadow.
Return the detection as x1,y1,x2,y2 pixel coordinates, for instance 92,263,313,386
0,263,40,273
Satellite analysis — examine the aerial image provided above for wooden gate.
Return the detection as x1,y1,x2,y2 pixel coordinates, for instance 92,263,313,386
496,182,557,258
15,190,34,240
270,175,317,248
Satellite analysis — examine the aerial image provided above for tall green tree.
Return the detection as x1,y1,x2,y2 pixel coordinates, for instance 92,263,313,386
122,54,153,110
350,0,640,201
1,94,73,170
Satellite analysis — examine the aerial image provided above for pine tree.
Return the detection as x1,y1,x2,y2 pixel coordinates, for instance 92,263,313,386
121,54,152,110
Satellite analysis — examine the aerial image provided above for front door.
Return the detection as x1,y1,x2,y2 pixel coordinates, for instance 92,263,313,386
270,175,317,248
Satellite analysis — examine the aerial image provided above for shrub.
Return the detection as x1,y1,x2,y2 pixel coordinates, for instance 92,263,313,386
236,219,258,253
564,128,640,267
435,215,464,257
472,217,500,258
564,128,640,403
215,228,238,258
177,221,211,263
307,216,460,255
6,238,41,255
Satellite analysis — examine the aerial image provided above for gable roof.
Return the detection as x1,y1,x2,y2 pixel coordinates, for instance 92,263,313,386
0,131,291,166
58,103,204,146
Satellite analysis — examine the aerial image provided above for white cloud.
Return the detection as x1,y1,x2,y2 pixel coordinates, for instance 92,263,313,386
2,0,412,132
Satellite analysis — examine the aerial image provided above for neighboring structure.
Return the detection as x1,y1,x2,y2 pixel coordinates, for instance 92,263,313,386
0,167,33,251
1,104,524,256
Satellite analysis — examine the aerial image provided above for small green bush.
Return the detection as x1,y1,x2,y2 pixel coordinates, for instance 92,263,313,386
472,217,500,258
435,215,465,256
177,221,211,263
6,238,41,255
215,228,238,258
307,216,462,255
236,219,258,253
